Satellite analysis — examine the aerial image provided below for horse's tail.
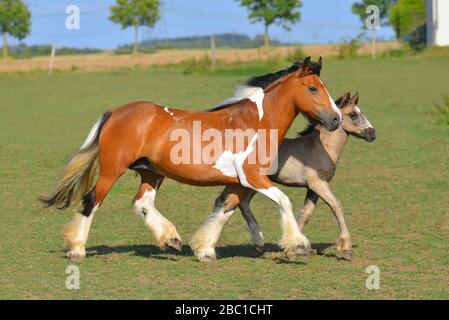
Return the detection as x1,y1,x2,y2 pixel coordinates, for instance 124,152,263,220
39,111,112,209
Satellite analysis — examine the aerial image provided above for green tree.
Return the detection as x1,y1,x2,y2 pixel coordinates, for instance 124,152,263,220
388,0,425,39
239,0,302,48
110,0,160,54
0,0,31,59
352,0,397,36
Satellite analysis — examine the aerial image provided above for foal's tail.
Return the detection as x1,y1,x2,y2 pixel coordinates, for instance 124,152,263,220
39,111,112,209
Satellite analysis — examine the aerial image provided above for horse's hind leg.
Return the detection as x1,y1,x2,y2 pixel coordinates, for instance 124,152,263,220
190,185,249,263
239,191,265,252
297,189,319,231
133,170,182,251
64,171,122,261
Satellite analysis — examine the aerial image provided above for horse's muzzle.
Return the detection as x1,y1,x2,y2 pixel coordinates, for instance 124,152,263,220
319,110,341,132
362,128,376,142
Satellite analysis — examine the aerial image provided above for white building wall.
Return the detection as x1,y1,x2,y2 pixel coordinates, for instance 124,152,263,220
427,0,449,46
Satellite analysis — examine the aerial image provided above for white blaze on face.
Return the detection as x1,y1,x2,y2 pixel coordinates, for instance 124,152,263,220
355,106,374,129
319,79,343,123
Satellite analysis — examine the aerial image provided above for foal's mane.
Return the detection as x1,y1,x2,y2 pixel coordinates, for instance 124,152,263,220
207,60,321,112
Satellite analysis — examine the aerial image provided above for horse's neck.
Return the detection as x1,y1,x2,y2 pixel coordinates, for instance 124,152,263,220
262,85,298,141
316,125,349,164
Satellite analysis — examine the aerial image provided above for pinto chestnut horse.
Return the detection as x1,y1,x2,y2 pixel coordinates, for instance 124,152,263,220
40,57,342,262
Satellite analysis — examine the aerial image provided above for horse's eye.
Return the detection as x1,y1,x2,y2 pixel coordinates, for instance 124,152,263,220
349,112,358,120
308,86,317,93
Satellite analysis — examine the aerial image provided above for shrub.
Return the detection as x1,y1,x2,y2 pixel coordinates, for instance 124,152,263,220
287,46,306,62
182,55,213,75
337,38,361,59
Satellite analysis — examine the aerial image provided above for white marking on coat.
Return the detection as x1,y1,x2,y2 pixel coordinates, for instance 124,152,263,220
213,85,264,120
164,107,174,116
247,88,264,120
213,133,258,185
73,205,98,244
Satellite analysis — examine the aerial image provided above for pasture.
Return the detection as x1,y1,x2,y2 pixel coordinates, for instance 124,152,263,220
0,56,448,299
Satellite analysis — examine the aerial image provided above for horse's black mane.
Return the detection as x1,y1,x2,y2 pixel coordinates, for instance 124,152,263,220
206,59,321,112
246,60,321,89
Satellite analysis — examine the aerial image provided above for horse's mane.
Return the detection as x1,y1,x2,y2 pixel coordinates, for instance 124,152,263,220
206,60,321,112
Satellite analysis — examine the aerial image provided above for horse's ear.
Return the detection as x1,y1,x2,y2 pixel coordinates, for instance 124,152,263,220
351,91,359,105
297,56,312,76
316,56,323,73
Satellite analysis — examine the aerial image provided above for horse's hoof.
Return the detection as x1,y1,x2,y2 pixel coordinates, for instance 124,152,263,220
67,250,85,261
199,255,216,264
294,244,312,256
255,244,265,253
166,238,182,252
339,250,353,261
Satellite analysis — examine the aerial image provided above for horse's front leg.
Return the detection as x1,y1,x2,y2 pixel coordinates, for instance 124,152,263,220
243,171,311,257
309,179,352,260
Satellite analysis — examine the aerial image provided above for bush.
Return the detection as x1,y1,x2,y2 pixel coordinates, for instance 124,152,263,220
182,55,213,75
433,95,449,125
287,46,306,62
337,38,361,59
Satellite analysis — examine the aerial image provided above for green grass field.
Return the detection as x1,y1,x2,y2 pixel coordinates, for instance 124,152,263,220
0,56,448,299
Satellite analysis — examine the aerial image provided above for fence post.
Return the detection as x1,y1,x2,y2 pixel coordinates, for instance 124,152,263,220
371,29,377,60
49,44,56,75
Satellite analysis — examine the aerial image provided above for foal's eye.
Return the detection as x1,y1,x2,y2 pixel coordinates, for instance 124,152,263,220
349,112,358,120
308,86,317,93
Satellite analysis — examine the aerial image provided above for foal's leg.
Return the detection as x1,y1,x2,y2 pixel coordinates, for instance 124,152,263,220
190,185,249,263
239,191,266,252
309,180,352,259
64,170,123,261
133,170,182,251
297,189,319,232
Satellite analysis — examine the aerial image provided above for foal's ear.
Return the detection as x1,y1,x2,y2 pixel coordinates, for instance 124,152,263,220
297,56,312,76
336,92,351,108
351,91,359,105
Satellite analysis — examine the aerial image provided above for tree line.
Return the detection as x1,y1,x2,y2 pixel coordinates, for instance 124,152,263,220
0,0,427,59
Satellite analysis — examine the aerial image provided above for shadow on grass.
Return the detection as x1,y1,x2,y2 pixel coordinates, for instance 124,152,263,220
79,242,344,263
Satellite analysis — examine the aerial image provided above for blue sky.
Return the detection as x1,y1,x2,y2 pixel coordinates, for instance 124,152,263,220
20,0,395,49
